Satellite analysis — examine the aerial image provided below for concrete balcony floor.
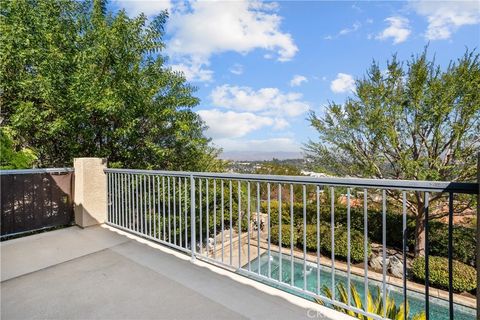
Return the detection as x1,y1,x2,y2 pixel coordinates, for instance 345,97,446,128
1,225,350,320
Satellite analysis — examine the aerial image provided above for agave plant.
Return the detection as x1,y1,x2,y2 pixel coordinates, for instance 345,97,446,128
316,282,425,320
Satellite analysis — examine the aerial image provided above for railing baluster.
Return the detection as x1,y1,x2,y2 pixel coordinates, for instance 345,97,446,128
303,184,307,291
149,175,152,237
117,174,121,227
116,173,119,226
136,175,139,232
221,180,225,263
121,173,124,227
206,179,209,258
190,175,195,259
213,179,217,259
129,174,133,230
119,173,122,226
316,185,321,295
278,183,282,283
157,176,161,239
364,189,369,312
402,191,407,318
257,182,261,275
140,175,143,233
229,180,233,265
347,188,351,306
290,184,294,286
247,181,251,271
382,189,387,319
121,174,125,227
238,180,242,268
199,179,203,255
107,173,111,223
126,174,129,229
330,187,335,301
448,192,454,320
267,182,271,279
425,192,430,320
126,174,129,228
143,175,146,233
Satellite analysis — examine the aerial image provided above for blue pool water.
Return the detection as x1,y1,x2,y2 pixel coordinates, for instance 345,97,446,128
244,252,475,320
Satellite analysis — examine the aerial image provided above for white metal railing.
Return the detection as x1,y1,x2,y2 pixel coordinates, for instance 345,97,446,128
104,168,478,320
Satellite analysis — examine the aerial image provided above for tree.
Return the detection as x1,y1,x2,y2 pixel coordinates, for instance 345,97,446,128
0,0,222,171
0,127,37,169
305,49,480,256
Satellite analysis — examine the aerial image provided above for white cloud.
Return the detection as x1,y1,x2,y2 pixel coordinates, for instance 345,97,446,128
339,22,361,35
197,109,286,139
229,64,244,75
170,60,213,82
215,137,301,152
330,73,355,94
376,16,411,44
210,85,309,117
411,0,480,40
114,0,171,17
289,75,308,87
325,22,361,39
167,0,298,81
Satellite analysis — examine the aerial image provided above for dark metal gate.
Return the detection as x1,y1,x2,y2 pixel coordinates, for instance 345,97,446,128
0,168,74,238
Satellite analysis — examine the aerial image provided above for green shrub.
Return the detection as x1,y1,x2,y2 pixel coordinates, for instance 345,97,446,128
411,256,477,293
318,224,371,262
295,224,371,262
264,200,477,267
270,224,298,247
301,224,319,251
427,222,476,267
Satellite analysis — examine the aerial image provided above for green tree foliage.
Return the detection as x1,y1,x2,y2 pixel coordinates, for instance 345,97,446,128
305,49,480,256
0,128,37,169
1,0,221,170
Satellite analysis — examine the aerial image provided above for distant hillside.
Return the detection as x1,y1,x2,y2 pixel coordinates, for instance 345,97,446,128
219,151,303,161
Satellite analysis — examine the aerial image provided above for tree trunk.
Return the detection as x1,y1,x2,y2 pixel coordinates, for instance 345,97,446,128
414,208,426,257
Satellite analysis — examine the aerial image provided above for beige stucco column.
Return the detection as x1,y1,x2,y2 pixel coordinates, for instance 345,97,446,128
74,157,107,228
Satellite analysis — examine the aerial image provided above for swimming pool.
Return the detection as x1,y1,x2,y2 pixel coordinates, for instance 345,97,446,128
245,252,475,320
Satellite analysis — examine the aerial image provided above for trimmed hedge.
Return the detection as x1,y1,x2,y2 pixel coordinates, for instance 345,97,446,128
296,224,371,263
270,224,298,247
319,224,371,262
411,256,477,293
262,201,477,267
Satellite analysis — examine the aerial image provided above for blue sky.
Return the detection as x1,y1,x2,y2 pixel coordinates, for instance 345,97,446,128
111,0,480,159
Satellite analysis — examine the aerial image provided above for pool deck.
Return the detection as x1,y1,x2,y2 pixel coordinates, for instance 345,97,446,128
1,225,351,320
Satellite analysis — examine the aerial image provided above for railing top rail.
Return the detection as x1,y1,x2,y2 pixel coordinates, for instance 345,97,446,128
0,168,74,175
104,168,478,194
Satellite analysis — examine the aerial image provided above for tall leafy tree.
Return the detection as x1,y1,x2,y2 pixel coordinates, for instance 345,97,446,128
306,50,480,256
0,0,221,171
0,128,37,169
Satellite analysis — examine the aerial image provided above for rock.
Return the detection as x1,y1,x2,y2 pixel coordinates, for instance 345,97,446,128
369,254,383,270
389,256,404,278
369,253,392,271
